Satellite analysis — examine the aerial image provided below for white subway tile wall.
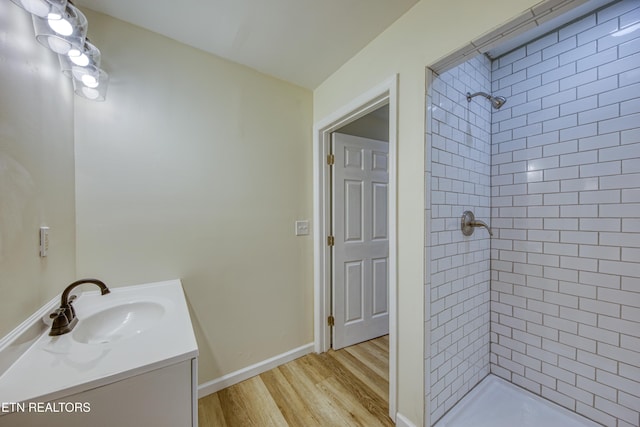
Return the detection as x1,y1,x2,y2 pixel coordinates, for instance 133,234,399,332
427,54,493,423
426,1,640,426
490,1,640,426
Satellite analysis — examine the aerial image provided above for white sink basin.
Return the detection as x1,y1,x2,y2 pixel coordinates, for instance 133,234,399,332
0,280,198,407
72,301,166,344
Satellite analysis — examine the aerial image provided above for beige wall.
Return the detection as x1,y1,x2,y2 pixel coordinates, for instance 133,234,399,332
0,3,76,337
74,10,314,383
313,0,539,423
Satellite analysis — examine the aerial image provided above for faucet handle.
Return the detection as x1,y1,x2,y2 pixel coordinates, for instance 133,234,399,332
49,307,66,319
49,308,70,335
49,307,78,336
461,210,493,237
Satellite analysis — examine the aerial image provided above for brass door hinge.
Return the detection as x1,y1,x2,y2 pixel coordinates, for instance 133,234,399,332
327,235,335,246
328,315,335,327
327,154,335,165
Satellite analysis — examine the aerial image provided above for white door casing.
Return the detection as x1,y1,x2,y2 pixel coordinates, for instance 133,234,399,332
332,132,389,350
313,74,397,421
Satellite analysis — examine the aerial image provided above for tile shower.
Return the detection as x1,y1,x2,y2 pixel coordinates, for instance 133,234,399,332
426,0,640,426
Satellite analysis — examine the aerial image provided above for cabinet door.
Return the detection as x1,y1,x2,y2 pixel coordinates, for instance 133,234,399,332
1,360,195,427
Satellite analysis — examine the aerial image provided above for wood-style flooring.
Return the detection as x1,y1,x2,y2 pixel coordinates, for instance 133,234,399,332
198,335,393,427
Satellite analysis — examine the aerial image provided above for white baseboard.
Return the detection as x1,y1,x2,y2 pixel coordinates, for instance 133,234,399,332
396,412,418,427
197,343,314,398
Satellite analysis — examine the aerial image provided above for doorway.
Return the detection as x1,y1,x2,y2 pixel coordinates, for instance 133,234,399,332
313,75,398,421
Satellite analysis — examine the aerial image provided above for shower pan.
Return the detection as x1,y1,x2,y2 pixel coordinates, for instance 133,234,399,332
434,375,601,427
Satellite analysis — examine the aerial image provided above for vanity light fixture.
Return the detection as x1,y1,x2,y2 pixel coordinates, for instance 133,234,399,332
32,2,87,55
8,0,66,18
8,0,110,101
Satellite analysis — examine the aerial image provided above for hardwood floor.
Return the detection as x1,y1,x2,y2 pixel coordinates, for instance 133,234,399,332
198,335,393,427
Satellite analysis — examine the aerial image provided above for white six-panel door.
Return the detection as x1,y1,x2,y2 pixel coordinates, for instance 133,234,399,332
332,132,389,350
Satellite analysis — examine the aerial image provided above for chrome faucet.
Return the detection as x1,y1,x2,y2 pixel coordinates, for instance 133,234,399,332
49,279,110,336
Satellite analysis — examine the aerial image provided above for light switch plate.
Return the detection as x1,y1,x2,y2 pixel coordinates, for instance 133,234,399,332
295,220,310,236
40,226,50,257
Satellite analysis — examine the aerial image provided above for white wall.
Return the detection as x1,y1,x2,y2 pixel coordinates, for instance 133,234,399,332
314,0,541,423
490,1,640,425
74,10,314,384
427,55,493,424
0,2,76,337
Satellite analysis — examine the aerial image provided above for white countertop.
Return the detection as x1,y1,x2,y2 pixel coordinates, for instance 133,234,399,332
0,280,198,407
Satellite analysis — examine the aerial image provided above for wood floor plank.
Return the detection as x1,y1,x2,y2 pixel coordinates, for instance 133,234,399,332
328,347,388,401
294,352,335,384
279,357,357,425
198,335,390,427
322,351,393,425
369,336,389,357
373,335,389,349
216,386,254,427
218,376,288,426
317,376,393,427
260,367,323,427
344,341,389,380
198,393,228,427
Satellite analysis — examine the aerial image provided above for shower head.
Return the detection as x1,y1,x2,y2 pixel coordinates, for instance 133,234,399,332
466,91,507,110
490,95,507,109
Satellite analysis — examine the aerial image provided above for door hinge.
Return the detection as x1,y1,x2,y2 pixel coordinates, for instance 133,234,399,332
327,235,335,246
328,315,335,327
327,154,335,165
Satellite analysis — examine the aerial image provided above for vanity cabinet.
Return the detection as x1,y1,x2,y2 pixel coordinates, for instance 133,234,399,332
0,280,199,427
70,358,198,427
0,358,198,427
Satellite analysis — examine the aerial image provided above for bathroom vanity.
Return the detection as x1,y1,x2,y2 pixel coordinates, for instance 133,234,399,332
0,280,198,427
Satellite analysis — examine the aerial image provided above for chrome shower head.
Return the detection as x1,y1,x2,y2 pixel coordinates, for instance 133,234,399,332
490,95,507,109
466,92,507,110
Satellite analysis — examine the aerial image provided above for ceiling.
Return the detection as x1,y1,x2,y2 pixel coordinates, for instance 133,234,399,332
73,0,419,89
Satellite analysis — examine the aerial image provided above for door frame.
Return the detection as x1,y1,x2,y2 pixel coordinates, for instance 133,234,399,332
313,75,398,421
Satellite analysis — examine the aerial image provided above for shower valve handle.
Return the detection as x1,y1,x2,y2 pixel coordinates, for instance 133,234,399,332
461,210,493,237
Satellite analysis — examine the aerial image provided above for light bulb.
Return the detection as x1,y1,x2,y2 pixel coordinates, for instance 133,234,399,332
48,14,73,36
47,37,71,54
73,69,108,101
70,53,89,66
81,87,100,99
81,74,99,88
